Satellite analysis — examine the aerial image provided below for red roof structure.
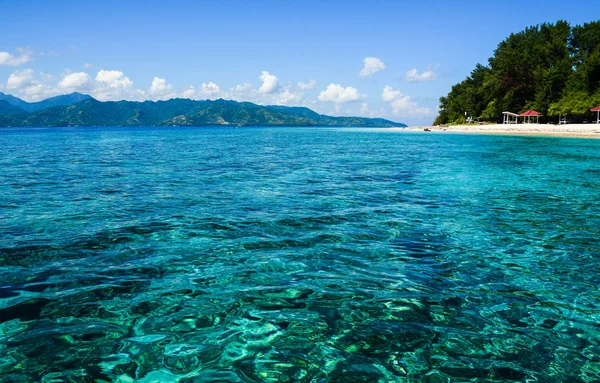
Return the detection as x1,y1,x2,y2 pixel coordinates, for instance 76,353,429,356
592,105,600,123
519,109,542,124
519,110,543,117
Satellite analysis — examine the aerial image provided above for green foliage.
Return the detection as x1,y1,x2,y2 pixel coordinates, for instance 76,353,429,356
0,98,406,128
548,90,600,117
570,21,600,94
437,64,491,124
435,21,600,124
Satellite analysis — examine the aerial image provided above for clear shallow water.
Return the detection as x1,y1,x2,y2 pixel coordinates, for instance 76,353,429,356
1,127,600,382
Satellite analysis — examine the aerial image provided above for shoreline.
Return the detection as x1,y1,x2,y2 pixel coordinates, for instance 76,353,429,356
401,123,600,139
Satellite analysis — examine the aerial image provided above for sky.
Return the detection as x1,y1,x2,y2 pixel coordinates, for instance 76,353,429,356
0,0,598,125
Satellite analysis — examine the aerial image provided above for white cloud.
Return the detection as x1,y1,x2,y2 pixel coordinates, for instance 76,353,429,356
359,103,369,116
2,68,310,107
181,82,224,100
199,82,222,98
381,85,402,102
318,83,365,103
20,83,53,101
273,88,300,105
58,72,92,90
231,82,253,95
95,70,133,89
4,67,146,102
380,85,433,117
92,69,138,101
182,86,196,99
6,69,36,89
147,77,178,100
359,57,385,78
150,77,167,92
390,96,415,111
258,71,279,94
40,72,55,82
370,108,386,119
405,66,438,83
228,80,304,106
5,69,55,101
297,79,316,90
0,48,32,66
391,96,432,116
228,82,255,103
84,63,93,69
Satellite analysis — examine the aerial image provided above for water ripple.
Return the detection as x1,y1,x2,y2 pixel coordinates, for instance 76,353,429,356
1,127,600,382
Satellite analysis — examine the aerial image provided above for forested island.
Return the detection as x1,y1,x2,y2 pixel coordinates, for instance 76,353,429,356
434,21,600,125
0,93,405,128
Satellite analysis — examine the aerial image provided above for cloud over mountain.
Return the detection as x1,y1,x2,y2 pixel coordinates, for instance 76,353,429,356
58,72,92,90
259,71,279,94
318,83,365,103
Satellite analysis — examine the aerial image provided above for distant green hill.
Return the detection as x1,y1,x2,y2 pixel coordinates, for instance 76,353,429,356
0,96,406,128
0,93,31,111
0,100,26,115
0,92,92,113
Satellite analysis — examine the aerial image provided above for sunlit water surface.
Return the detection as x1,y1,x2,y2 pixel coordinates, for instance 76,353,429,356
1,127,600,382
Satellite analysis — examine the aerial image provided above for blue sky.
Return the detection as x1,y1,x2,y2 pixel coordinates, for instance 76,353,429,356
0,0,598,125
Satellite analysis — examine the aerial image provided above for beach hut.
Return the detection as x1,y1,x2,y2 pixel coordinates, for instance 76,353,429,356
502,111,519,124
520,110,542,124
591,105,600,123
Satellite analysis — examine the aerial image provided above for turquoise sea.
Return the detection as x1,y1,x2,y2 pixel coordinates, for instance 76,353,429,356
1,127,600,382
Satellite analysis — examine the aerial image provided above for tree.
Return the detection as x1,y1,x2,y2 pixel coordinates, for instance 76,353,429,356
570,21,600,94
434,20,600,125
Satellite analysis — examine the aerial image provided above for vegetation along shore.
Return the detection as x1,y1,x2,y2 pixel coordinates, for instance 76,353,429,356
434,20,600,132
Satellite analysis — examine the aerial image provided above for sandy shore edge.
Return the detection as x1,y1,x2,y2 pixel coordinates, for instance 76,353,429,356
399,124,600,138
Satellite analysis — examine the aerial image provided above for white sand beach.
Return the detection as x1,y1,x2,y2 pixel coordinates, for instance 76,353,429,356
402,123,600,138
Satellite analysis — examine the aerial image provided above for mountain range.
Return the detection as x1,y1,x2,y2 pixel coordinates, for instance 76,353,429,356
0,93,406,128
0,92,92,113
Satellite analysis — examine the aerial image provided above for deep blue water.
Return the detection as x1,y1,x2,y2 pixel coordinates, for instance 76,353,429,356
1,127,600,382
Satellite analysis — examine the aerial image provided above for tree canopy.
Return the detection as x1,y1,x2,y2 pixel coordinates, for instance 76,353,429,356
434,21,600,125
